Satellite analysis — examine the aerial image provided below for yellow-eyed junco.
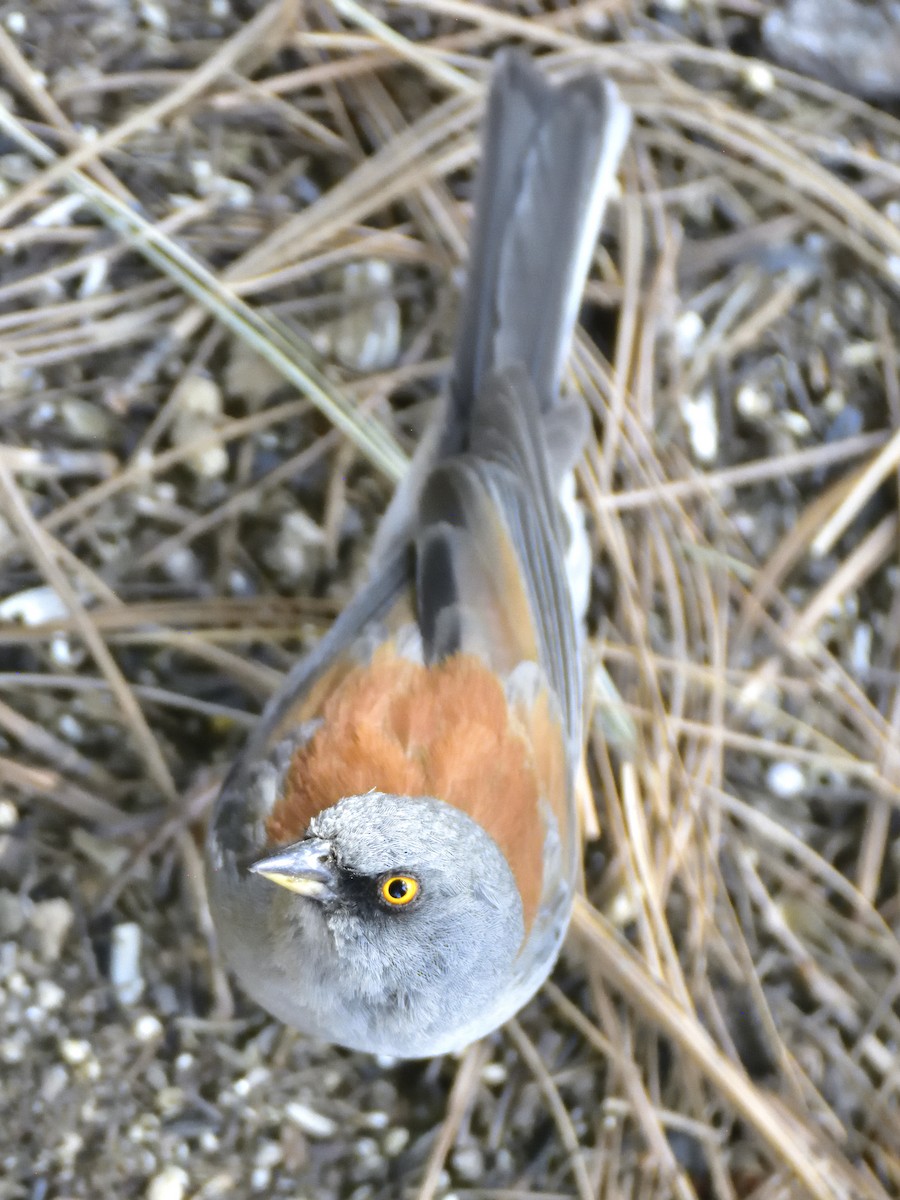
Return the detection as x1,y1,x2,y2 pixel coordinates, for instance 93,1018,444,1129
206,50,631,1058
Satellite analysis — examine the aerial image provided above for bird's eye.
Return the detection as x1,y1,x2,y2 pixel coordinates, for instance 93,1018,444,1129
380,875,419,906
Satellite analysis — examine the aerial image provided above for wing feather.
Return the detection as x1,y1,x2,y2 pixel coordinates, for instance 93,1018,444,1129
417,366,582,753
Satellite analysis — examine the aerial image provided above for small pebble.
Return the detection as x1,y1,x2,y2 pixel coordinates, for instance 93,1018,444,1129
8,970,29,997
192,159,213,193
56,1131,84,1166
0,942,17,979
494,1147,514,1173
383,1126,409,1156
0,892,24,936
674,310,704,357
743,61,775,95
224,341,283,404
733,512,756,540
481,1061,507,1086
140,2,170,34
36,979,65,1012
681,390,718,464
176,374,225,422
0,153,34,188
42,1063,68,1102
110,922,144,1005
134,1013,164,1043
228,569,254,596
354,1136,379,1160
30,898,74,962
1,1034,27,1063
766,761,806,799
736,384,771,420
841,341,879,368
285,1100,338,1139
780,410,811,437
316,260,401,372
57,713,84,742
0,585,67,625
609,886,639,926
156,1086,185,1117
50,634,81,669
266,510,325,585
170,376,229,479
199,1132,220,1155
851,623,872,675
60,1037,91,1066
255,1141,282,1169
216,177,254,209
163,547,201,585
130,1114,161,1143
60,397,112,441
232,1065,270,1098
843,283,867,319
363,1110,389,1130
822,389,846,417
452,1144,484,1181
146,1165,189,1200
250,1167,271,1192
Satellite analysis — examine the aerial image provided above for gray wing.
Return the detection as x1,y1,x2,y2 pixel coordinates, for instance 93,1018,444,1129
417,365,582,753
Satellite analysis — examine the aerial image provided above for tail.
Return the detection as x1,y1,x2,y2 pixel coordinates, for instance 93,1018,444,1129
450,51,630,431
371,53,629,565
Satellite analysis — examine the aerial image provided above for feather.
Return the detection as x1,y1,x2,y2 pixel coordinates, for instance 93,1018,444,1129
451,50,631,440
417,367,582,754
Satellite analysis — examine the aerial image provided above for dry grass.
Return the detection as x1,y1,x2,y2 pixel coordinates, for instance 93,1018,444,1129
1,2,899,1197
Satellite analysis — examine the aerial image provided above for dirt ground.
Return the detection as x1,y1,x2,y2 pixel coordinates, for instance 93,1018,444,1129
1,2,900,1198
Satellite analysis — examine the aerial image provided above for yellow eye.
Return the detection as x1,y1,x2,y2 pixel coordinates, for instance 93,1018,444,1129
380,875,419,906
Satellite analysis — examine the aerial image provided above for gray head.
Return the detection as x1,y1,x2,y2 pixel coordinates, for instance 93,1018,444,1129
234,791,527,1058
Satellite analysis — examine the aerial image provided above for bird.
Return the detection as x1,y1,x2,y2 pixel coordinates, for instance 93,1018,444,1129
205,49,631,1059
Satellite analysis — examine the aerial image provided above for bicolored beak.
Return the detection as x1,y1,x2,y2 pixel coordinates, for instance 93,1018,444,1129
249,837,336,901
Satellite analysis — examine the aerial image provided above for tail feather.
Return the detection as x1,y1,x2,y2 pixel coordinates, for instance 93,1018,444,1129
450,51,631,428
371,53,629,567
